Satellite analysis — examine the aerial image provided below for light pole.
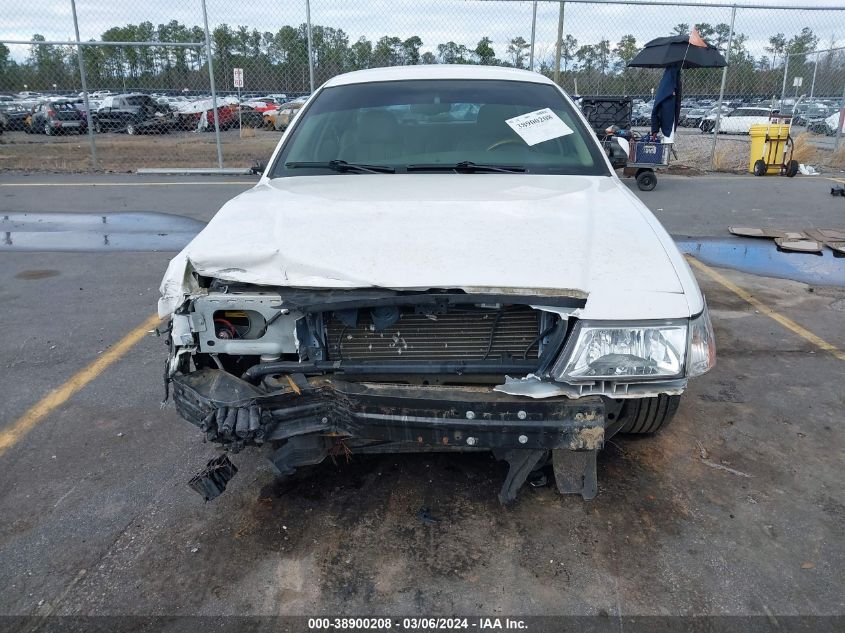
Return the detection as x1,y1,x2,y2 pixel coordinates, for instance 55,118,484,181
200,0,224,168
553,1,565,86
529,1,537,72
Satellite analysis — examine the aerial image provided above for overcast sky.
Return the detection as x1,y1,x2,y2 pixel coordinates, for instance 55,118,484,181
3,0,844,63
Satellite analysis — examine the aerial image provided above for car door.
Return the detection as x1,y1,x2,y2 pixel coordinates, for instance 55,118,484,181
737,109,770,134
33,103,48,130
723,110,746,134
97,97,114,128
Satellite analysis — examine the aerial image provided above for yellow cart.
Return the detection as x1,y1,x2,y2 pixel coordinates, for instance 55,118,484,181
749,116,798,177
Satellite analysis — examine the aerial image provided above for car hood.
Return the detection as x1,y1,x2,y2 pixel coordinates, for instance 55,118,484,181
159,174,700,320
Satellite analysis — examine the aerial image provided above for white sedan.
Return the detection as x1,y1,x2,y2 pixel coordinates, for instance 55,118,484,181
701,106,775,134
158,65,715,504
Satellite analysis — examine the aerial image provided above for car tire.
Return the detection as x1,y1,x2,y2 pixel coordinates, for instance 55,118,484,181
753,159,768,177
636,170,657,191
44,123,53,136
126,122,137,135
786,159,799,178
94,120,102,134
617,394,681,434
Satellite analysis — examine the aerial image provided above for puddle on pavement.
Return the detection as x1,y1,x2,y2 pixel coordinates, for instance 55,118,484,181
1,212,206,252
676,237,845,287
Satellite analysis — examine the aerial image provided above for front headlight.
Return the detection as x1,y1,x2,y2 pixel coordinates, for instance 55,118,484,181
552,322,687,381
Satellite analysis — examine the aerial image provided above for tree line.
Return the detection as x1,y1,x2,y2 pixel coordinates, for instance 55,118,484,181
0,20,841,98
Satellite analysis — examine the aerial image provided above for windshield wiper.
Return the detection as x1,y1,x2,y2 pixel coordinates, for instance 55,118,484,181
406,161,526,174
285,160,395,174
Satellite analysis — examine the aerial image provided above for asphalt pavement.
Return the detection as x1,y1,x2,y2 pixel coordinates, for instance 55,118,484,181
0,172,843,625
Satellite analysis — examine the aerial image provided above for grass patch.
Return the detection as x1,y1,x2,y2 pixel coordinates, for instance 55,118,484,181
829,144,845,169
712,146,738,172
791,133,818,165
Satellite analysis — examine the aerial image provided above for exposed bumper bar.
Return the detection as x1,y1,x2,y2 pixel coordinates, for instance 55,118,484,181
172,369,605,452
240,360,540,383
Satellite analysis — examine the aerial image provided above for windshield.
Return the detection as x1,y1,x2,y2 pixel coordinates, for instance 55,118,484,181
126,96,156,107
270,79,608,177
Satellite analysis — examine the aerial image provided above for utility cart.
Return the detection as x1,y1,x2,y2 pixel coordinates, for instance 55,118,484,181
622,137,674,191
749,114,798,178
580,96,672,191
600,134,673,191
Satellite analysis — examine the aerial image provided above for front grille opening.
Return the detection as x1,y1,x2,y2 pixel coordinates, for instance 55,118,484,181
326,305,542,362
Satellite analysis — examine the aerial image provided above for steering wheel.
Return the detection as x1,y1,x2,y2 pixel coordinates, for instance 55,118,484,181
486,138,523,151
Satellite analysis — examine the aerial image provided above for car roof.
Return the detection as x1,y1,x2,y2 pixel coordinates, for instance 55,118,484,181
323,64,558,88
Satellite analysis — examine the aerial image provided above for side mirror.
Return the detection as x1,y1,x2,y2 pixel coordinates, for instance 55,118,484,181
251,160,266,175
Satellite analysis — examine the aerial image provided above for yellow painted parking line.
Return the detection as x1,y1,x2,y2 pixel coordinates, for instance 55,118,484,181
0,182,251,187
687,256,845,362
0,313,161,457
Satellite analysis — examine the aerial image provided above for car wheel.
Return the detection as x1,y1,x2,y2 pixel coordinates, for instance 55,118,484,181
636,170,657,191
94,121,102,134
786,159,799,178
44,123,53,136
126,122,137,135
617,394,680,434
753,159,768,177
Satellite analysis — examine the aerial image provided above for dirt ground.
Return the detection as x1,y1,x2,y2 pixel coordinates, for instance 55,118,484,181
0,126,831,174
0,129,280,172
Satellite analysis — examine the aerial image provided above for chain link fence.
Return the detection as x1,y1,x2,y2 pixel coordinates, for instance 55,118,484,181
1,0,844,172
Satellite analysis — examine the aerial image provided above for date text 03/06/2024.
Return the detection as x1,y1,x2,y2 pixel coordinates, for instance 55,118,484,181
307,617,528,630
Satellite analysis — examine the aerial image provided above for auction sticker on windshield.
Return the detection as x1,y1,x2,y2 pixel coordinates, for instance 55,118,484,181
505,108,574,146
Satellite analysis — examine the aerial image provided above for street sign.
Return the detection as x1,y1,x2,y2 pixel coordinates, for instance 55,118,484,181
793,76,803,87
233,68,244,88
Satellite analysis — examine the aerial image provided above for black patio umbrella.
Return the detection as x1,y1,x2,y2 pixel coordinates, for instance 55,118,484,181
628,31,727,137
627,34,727,69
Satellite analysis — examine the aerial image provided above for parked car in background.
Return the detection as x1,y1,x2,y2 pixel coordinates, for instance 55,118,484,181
174,99,238,131
631,107,651,126
94,94,175,134
793,105,830,127
242,98,279,114
234,104,266,128
808,111,845,136
0,104,31,131
69,97,100,120
681,108,706,127
26,99,87,135
699,106,764,134
262,107,282,129
273,101,304,131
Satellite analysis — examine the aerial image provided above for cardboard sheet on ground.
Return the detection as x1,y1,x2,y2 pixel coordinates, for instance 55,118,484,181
505,108,573,146
729,226,845,254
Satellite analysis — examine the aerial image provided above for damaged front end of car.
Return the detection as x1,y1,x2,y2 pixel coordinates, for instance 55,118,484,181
164,281,714,503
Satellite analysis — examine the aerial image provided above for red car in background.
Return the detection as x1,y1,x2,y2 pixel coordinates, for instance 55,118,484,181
241,99,278,114
175,101,238,131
